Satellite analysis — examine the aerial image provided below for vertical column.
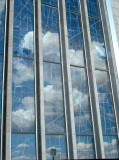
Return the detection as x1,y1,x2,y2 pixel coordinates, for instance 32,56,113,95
1,0,14,159
58,0,77,159
98,0,119,139
79,0,105,158
34,0,46,159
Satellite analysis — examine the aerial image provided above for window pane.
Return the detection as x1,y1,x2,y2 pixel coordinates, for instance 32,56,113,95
0,0,5,53
0,55,3,127
44,62,65,134
87,0,99,17
12,58,35,133
71,67,93,134
66,11,85,66
13,0,34,58
76,136,95,159
65,0,79,12
46,135,67,160
41,0,57,6
103,136,119,159
96,70,117,134
89,17,107,69
12,134,36,160
41,4,60,62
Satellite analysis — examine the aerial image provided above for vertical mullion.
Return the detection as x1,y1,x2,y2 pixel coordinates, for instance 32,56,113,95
79,0,105,158
98,0,119,140
58,0,77,159
34,0,46,160
1,0,14,159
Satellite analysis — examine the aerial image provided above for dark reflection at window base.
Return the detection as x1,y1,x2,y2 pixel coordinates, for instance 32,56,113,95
46,135,67,160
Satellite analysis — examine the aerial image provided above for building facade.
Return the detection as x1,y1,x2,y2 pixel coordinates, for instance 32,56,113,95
0,0,119,159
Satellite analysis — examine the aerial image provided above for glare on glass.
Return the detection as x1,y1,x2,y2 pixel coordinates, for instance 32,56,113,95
66,11,85,66
96,70,117,134
89,16,107,69
103,136,119,159
43,62,65,134
12,134,36,160
71,67,93,134
13,0,34,58
12,57,35,133
76,136,95,159
41,4,60,62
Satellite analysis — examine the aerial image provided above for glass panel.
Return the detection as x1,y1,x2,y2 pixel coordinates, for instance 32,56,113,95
41,4,60,62
103,136,119,159
46,135,67,160
96,70,117,134
76,136,95,159
0,55,3,127
89,16,107,69
41,0,57,6
66,11,85,67
12,134,36,160
71,67,93,134
0,0,5,53
12,57,35,133
43,62,65,134
13,0,34,58
87,0,99,17
65,0,79,12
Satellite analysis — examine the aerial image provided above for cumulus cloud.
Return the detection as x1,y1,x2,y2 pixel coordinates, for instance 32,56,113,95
17,143,30,149
20,31,34,53
104,138,118,158
13,58,34,84
12,156,31,160
0,0,5,14
12,97,35,131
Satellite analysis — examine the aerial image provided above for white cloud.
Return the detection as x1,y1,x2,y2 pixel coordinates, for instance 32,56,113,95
13,58,34,84
77,142,93,151
12,156,30,160
43,31,60,57
0,0,5,14
12,97,35,131
20,31,34,53
17,143,30,149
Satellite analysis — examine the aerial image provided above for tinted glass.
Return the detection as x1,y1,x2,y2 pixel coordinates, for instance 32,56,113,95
71,67,93,134
66,11,85,66
87,0,99,17
43,62,65,134
13,0,34,58
12,57,35,133
41,0,57,6
0,55,3,125
12,134,36,160
96,70,117,134
46,135,67,160
65,0,79,12
76,136,95,159
89,17,107,69
103,136,119,159
41,4,60,62
0,0,5,53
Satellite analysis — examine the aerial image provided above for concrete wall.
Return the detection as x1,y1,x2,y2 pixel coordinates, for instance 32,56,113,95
111,0,119,46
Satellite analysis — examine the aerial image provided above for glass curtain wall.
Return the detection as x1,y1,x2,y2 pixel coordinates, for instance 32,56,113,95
0,0,6,156
41,0,67,159
87,0,119,158
11,0,36,159
65,0,95,159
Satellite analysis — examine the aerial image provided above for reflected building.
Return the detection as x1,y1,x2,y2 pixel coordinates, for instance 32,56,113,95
0,0,119,159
